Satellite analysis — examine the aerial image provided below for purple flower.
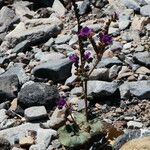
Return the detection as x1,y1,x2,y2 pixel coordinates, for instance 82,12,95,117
69,53,79,63
78,27,93,37
99,32,112,45
84,51,92,60
56,97,66,109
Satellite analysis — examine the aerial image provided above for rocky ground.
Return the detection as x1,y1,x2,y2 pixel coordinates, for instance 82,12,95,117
0,0,150,150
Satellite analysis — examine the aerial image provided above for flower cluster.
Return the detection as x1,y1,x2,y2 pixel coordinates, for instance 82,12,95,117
56,96,66,109
99,32,112,45
84,51,93,62
78,26,93,37
69,53,79,63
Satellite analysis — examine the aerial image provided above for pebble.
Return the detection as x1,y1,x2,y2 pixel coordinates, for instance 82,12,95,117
24,106,47,121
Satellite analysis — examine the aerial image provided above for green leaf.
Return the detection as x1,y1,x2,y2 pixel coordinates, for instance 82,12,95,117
58,126,91,148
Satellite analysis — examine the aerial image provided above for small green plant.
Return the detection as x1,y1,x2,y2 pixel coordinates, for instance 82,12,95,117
56,0,115,148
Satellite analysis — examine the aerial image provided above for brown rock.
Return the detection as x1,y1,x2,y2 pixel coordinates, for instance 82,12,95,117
19,136,34,148
120,137,150,150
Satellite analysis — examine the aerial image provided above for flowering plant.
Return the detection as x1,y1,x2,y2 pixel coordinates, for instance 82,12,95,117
57,0,115,148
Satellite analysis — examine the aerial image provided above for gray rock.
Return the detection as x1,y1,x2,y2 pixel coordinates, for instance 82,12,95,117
113,130,141,150
0,56,8,65
119,80,150,99
0,138,11,150
140,4,150,16
5,17,62,48
91,0,108,8
110,41,123,52
13,1,35,21
127,121,143,128
119,15,130,30
0,109,7,123
32,58,72,82
121,31,134,42
0,123,40,144
42,38,54,51
109,65,121,79
29,143,46,150
0,75,19,102
87,80,119,97
0,63,29,84
24,106,47,121
55,35,71,44
90,68,109,80
52,0,66,16
34,51,65,62
0,101,10,110
0,6,19,34
41,108,66,129
121,0,140,12
123,42,132,49
79,0,91,15
135,45,144,52
69,35,78,46
133,51,150,68
70,87,83,96
72,23,102,33
0,67,5,74
0,118,16,130
108,27,120,36
97,58,123,68
36,128,57,148
18,82,59,109
51,44,74,53
13,40,30,53
145,0,150,4
12,147,25,150
65,75,77,86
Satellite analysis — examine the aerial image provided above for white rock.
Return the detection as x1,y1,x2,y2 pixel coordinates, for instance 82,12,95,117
24,106,47,121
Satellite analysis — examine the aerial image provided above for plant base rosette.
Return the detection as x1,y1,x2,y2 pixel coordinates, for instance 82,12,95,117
58,112,105,149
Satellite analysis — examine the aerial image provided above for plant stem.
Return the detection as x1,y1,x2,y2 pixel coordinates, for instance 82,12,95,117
84,79,88,122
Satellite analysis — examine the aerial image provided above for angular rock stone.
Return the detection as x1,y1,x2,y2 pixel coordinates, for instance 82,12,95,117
55,35,71,44
133,51,150,68
116,129,150,149
0,6,19,34
0,109,7,123
97,58,123,68
5,17,62,48
12,147,25,150
34,51,65,62
0,63,29,84
36,128,57,147
0,123,40,144
32,58,72,82
110,41,123,52
0,75,19,102
52,0,66,16
0,138,11,150
24,106,47,121
90,68,109,80
41,108,66,129
18,82,59,109
13,40,31,53
19,136,34,147
87,80,119,97
121,0,140,12
13,1,35,21
118,15,130,30
127,121,143,128
29,143,46,150
140,4,150,16
79,0,91,15
119,81,150,99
